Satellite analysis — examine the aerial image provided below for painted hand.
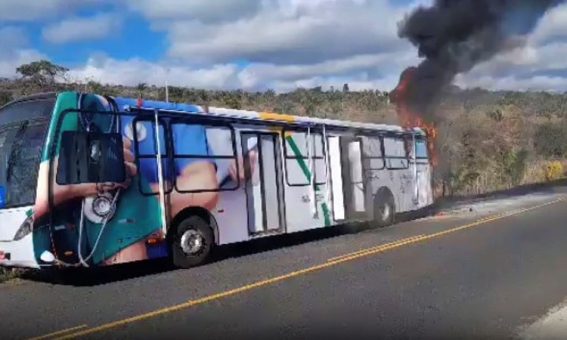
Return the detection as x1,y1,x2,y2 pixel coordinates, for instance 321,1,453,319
229,150,258,182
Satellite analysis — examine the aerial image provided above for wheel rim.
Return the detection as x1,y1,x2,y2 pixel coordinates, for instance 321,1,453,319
380,203,391,221
180,229,205,255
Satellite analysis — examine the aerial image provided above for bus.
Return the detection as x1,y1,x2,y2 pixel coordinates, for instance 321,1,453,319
0,91,433,270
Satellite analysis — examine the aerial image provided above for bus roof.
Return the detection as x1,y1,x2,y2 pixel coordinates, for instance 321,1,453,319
114,95,425,135
3,92,425,135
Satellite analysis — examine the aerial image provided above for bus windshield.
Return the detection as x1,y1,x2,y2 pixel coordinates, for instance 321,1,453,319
0,98,54,209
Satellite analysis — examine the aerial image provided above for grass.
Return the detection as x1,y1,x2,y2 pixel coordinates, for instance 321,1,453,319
0,267,20,284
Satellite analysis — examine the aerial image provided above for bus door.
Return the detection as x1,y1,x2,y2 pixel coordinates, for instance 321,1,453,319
340,136,367,219
241,132,284,235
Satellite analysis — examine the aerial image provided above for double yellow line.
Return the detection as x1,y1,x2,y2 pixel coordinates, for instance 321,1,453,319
27,196,564,340
28,325,87,340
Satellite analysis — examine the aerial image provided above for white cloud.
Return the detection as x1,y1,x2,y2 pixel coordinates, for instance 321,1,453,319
42,13,122,44
238,50,418,89
54,0,425,92
156,0,409,65
126,0,261,22
531,3,567,45
63,47,417,93
0,27,46,77
455,73,567,93
455,3,567,92
67,56,240,90
0,0,106,22
0,0,66,21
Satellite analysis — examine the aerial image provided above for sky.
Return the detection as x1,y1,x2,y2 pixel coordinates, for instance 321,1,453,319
0,0,566,93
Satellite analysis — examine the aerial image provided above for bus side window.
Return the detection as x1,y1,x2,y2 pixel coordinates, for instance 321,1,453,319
383,136,408,169
130,118,172,195
415,138,428,162
284,130,326,186
171,122,237,192
361,136,384,170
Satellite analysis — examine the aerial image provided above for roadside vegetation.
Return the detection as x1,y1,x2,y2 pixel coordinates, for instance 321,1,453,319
4,60,567,195
2,60,567,198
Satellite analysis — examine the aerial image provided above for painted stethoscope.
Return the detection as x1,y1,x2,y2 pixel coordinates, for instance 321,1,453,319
80,103,148,225
75,98,141,266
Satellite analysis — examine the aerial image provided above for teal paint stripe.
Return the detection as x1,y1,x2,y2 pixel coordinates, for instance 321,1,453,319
321,202,331,226
285,135,312,181
286,135,331,226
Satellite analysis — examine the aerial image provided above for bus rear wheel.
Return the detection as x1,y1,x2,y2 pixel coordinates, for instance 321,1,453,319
374,189,395,228
171,215,213,269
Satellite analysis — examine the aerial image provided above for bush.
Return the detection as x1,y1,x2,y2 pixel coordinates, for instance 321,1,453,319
544,161,564,181
0,91,11,106
534,122,567,158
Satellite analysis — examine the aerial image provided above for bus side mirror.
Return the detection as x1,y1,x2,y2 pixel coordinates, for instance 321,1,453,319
56,131,126,185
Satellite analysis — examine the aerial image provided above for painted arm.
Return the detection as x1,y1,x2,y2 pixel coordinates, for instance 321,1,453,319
228,150,258,182
164,161,219,218
33,137,137,220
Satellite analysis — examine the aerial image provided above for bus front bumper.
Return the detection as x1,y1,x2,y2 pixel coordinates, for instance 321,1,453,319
0,234,40,269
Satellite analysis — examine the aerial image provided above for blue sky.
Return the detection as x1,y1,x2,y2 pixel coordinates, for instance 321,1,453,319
0,0,566,92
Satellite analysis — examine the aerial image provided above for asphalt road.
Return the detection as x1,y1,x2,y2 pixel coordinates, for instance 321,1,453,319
1,187,567,339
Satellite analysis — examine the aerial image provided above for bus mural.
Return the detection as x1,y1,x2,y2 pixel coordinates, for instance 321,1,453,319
0,91,433,270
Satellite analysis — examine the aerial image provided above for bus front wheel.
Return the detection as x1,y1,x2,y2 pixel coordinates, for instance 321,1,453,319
171,215,213,269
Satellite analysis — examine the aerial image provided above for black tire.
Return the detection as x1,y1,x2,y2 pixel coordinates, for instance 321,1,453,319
374,189,396,228
42,267,79,285
171,215,214,269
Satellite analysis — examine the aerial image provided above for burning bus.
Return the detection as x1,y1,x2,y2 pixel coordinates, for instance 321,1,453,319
0,91,433,271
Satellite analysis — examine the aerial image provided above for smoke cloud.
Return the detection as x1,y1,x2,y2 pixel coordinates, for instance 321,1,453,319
395,0,564,117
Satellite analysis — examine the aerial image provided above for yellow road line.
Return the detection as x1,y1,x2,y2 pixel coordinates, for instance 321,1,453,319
326,234,426,262
58,197,566,339
28,324,87,340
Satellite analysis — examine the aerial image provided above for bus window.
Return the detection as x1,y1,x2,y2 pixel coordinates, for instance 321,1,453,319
361,136,384,170
284,130,326,186
129,118,172,195
1,120,48,208
415,138,428,159
0,98,54,126
383,136,409,169
171,123,237,192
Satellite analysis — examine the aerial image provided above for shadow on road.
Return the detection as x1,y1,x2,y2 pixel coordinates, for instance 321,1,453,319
18,222,372,287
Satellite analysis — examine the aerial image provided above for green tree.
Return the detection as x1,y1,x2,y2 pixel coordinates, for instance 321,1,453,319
16,60,68,86
137,83,147,97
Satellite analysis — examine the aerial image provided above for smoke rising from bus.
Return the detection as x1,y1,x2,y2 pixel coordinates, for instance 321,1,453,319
392,0,563,118
389,0,563,168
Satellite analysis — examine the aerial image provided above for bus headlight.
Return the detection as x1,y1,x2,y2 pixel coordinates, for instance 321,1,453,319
13,216,33,241
84,193,116,224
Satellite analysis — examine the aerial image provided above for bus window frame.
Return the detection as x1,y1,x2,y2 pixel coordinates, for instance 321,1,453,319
0,118,50,209
168,116,240,194
414,135,429,163
357,134,386,171
282,127,327,187
383,134,410,170
131,115,175,196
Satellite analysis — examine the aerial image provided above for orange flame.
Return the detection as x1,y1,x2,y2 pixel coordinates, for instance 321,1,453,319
391,67,439,167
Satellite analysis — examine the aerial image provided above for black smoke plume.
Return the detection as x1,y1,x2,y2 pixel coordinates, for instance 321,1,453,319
394,0,564,117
